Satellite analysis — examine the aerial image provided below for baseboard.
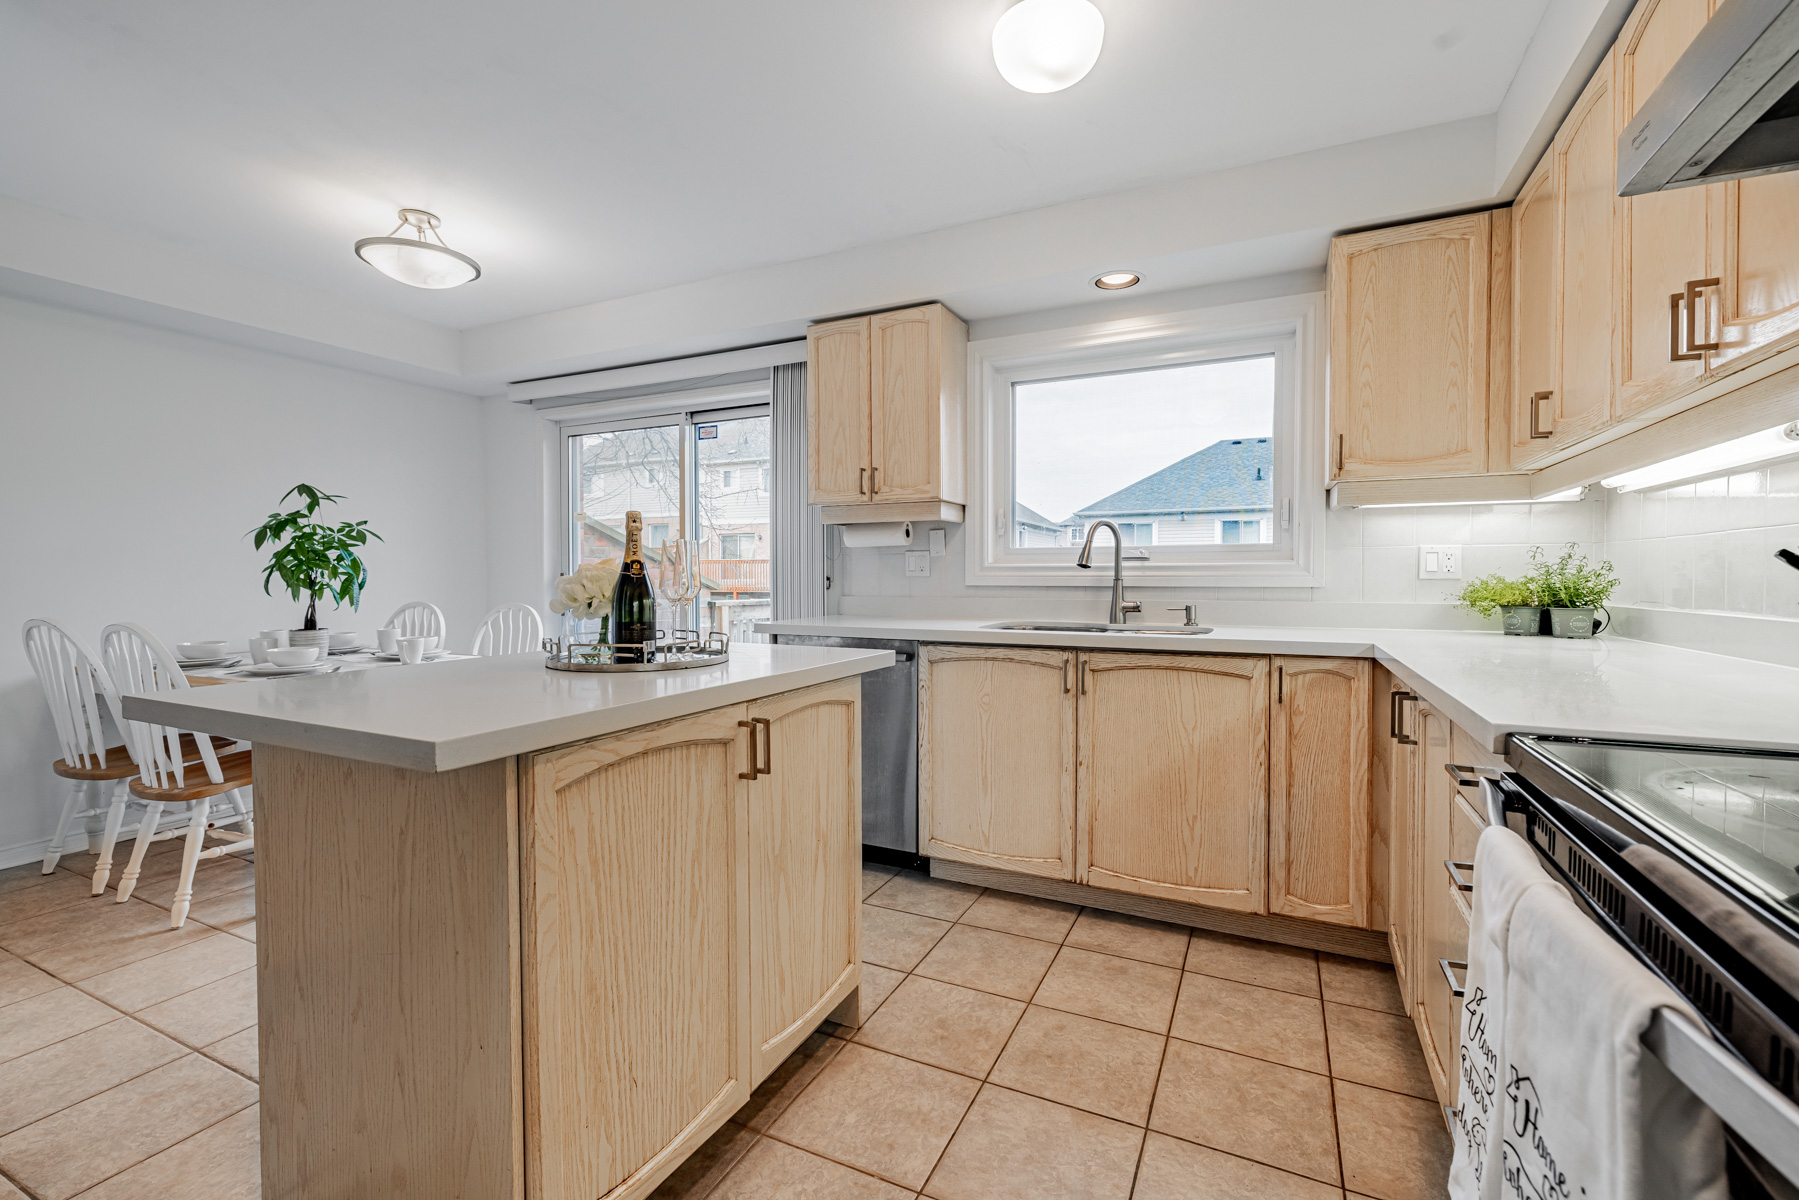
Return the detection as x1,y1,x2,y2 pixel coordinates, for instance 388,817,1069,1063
0,834,62,872
930,859,1392,963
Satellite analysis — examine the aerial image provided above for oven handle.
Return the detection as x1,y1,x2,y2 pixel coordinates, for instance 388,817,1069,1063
1644,1008,1799,1186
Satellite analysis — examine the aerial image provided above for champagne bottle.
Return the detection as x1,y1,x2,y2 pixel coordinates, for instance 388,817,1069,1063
610,510,657,663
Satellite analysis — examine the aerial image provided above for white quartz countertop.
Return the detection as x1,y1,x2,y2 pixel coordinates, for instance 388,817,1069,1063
757,616,1799,754
122,643,894,772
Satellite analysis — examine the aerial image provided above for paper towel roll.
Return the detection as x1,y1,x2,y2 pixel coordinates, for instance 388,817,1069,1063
839,521,912,548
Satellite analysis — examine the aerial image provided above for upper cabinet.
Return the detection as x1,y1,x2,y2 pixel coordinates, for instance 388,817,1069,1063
1327,213,1493,481
806,303,967,522
1707,173,1799,371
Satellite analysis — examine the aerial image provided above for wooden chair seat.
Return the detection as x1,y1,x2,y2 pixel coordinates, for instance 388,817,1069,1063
54,733,232,781
128,749,253,803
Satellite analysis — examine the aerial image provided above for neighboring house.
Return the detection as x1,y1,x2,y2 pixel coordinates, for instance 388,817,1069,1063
1012,501,1072,547
1072,437,1274,545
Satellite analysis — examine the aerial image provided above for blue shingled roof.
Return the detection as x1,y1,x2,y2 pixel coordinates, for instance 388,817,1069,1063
1074,438,1272,517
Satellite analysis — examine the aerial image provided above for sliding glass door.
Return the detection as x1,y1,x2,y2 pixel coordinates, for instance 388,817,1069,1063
566,405,771,643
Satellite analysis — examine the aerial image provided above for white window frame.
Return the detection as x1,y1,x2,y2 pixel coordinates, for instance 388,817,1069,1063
965,292,1326,588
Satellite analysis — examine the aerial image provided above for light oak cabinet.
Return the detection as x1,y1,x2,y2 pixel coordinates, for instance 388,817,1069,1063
1268,657,1371,927
745,679,862,1084
1552,49,1619,453
1707,173,1799,371
1374,669,1421,1010
522,707,752,1200
919,645,1076,880
1076,652,1271,912
805,303,967,520
1327,213,1493,481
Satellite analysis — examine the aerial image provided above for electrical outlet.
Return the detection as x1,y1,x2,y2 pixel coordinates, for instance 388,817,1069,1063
1418,544,1463,579
929,527,946,557
905,551,930,577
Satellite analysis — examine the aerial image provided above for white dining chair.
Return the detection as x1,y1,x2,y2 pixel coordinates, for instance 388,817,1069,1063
102,623,254,928
386,600,447,647
471,602,543,656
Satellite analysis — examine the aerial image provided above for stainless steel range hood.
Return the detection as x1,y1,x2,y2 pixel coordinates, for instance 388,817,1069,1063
1617,0,1799,195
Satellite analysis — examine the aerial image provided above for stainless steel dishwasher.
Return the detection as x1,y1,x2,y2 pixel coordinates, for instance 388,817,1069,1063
773,634,920,863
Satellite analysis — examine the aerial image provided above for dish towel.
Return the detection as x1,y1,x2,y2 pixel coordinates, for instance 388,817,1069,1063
1448,825,1570,1200
1498,881,1726,1200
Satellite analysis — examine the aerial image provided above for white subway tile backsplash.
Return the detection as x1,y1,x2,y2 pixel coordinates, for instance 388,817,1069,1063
1359,509,1415,547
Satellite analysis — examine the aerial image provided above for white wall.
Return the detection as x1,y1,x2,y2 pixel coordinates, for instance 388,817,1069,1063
0,294,487,867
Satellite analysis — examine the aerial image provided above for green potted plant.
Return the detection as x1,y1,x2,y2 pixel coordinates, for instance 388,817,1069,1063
1454,572,1544,636
249,484,382,649
1528,543,1619,638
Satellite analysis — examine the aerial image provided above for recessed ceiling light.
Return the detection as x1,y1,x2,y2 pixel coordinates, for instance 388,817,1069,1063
1093,271,1140,290
993,0,1105,94
355,209,480,289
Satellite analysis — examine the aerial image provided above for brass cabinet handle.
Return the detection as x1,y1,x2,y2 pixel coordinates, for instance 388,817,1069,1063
1080,658,1090,695
871,467,880,495
1529,390,1554,439
1390,690,1419,745
1670,291,1700,361
1439,957,1468,998
1687,277,1721,353
1335,432,1345,474
1445,762,1502,788
1276,664,1284,705
753,717,771,776
1062,657,1071,694
857,467,867,496
1445,859,1475,893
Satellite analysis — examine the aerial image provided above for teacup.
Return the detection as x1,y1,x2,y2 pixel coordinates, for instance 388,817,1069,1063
376,627,400,654
396,636,431,665
248,637,276,665
266,646,320,667
259,628,290,649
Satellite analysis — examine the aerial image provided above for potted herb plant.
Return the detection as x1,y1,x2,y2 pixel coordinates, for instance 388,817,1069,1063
1454,572,1544,636
249,485,382,649
1528,543,1619,638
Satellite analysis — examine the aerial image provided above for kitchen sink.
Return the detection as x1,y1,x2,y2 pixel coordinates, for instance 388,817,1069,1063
982,621,1212,635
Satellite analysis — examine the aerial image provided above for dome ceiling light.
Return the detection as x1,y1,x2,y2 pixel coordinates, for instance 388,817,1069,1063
354,209,480,289
1093,271,1140,290
992,0,1105,94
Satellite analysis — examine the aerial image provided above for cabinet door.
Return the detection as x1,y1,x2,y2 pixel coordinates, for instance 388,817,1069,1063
806,316,871,506
1551,53,1616,450
521,707,751,1200
746,679,861,1084
1268,657,1371,927
1509,152,1562,467
1328,213,1490,480
1615,0,1713,419
869,306,945,503
1413,702,1462,1108
1707,172,1799,370
919,645,1076,880
1380,679,1422,1012
1077,652,1269,912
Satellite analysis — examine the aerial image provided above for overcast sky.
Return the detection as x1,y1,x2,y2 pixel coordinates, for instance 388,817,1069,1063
1015,356,1275,522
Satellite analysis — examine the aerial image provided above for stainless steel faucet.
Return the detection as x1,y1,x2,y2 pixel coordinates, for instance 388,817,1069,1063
1076,520,1142,624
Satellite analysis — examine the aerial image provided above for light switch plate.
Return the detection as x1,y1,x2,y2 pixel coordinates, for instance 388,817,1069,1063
929,527,946,556
1418,544,1463,579
905,551,930,577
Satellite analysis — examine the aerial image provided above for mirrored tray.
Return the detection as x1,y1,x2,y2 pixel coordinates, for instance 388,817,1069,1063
544,629,730,673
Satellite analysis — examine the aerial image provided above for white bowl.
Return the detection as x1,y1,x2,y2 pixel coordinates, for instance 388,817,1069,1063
176,640,228,660
265,646,320,667
328,630,360,649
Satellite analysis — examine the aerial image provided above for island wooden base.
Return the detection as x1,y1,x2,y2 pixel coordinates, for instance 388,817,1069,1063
254,678,863,1200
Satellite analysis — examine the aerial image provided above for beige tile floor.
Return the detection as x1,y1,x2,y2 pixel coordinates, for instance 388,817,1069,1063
655,865,1452,1200
0,839,258,1200
0,851,1451,1200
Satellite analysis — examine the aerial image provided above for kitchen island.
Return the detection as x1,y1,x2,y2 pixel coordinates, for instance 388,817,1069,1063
123,643,893,1200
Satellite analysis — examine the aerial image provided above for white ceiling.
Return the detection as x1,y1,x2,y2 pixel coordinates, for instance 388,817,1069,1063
1,0,1553,337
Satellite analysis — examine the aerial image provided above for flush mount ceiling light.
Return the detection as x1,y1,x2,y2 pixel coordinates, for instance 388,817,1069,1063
992,0,1105,93
1092,271,1140,290
354,209,480,289
1602,422,1799,492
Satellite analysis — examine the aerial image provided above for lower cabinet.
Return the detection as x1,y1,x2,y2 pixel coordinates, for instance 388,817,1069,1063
521,688,862,1200
919,645,1076,879
1268,657,1371,926
1077,652,1271,912
746,678,862,1084
1376,668,1421,1011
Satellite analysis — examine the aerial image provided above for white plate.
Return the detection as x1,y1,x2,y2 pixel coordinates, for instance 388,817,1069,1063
178,656,243,669
364,649,448,662
326,645,368,655
241,661,339,677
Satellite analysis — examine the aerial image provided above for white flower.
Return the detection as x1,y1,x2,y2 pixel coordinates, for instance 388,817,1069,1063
549,559,620,618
